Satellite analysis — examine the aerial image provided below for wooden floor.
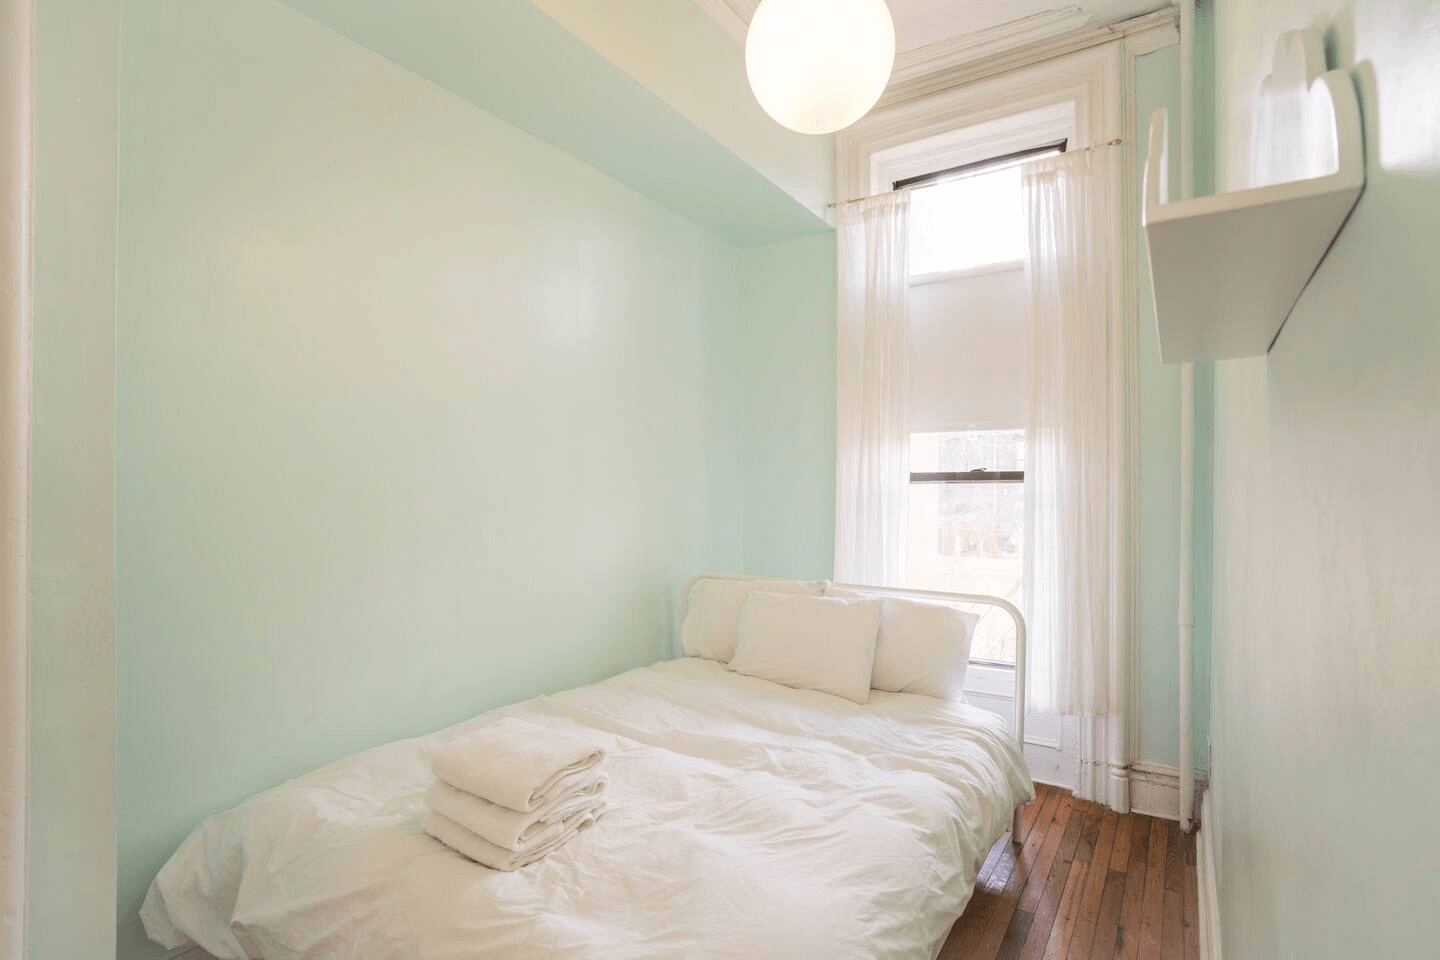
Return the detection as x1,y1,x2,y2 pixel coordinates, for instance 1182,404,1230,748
939,784,1198,960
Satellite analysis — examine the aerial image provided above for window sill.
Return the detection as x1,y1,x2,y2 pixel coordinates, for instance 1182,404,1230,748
964,660,1017,700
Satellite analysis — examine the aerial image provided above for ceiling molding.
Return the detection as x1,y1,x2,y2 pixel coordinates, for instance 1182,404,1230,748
878,4,1181,109
693,0,754,45
693,1,1181,112
887,6,1095,95
1122,13,1181,57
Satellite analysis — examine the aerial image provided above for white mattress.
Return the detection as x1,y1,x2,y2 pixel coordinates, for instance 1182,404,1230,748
143,658,1032,960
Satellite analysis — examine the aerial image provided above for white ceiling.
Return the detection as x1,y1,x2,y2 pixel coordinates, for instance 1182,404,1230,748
714,0,1168,53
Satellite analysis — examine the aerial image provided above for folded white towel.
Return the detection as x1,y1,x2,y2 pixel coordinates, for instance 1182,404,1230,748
424,773,607,851
421,804,602,872
431,717,606,813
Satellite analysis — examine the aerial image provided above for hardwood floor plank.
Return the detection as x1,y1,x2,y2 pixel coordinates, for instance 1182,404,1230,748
1019,785,1051,844
1039,861,1090,960
1073,811,1102,863
1108,813,1133,874
956,822,1028,957
979,829,1025,892
1164,822,1185,893
939,914,970,959
1089,870,1128,960
1018,803,1091,960
1057,809,1090,863
1018,797,1075,913
996,910,1035,960
1065,805,1117,955
948,840,1009,957
1130,813,1153,858
1160,889,1185,960
1113,815,1152,960
1026,789,1064,854
1020,785,1048,836
970,787,1065,960
952,873,1003,950
1183,855,1200,960
986,841,1020,892
1063,811,1118,960
1135,819,1169,960
945,789,1197,960
964,888,998,929
978,830,1016,889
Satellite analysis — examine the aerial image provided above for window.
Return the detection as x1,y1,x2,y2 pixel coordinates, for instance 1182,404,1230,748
907,430,1025,664
872,113,1075,666
905,143,1063,278
839,48,1120,764
900,144,1055,666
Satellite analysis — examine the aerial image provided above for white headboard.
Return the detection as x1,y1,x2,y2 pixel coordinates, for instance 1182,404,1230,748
680,573,1027,762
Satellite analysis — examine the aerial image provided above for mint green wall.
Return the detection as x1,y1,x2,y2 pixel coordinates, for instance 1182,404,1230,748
29,0,119,957
282,0,830,248
113,0,775,955
739,234,838,580
1208,1,1440,956
1135,44,1213,774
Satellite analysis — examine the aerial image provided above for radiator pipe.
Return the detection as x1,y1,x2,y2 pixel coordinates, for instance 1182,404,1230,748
1177,0,1197,833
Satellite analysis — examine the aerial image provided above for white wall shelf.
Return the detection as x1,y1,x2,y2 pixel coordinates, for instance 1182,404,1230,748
1143,28,1365,363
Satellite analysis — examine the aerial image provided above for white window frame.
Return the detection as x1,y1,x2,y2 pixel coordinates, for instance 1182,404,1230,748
835,39,1142,791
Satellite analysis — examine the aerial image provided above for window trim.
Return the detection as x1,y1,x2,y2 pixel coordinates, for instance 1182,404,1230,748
967,660,1018,688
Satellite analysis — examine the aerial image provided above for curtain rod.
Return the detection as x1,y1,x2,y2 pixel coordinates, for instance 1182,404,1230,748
826,137,1124,209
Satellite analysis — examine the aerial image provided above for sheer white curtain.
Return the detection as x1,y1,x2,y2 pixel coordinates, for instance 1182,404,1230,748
834,193,911,586
1021,146,1133,807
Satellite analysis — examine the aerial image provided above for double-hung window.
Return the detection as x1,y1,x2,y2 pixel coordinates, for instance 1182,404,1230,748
902,143,1059,665
907,430,1025,664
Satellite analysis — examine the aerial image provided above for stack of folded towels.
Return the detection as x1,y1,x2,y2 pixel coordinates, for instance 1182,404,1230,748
422,716,608,871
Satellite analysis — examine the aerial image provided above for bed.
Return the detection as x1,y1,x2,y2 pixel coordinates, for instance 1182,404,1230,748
142,577,1034,960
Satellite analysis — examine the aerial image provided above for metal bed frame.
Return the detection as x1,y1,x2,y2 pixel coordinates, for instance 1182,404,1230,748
681,573,1029,842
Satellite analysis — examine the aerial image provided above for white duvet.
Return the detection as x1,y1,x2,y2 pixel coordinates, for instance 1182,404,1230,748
143,658,1032,960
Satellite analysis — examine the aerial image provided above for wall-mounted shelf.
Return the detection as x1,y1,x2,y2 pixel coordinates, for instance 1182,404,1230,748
1143,28,1365,363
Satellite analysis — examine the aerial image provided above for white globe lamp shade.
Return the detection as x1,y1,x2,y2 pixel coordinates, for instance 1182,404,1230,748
745,0,896,135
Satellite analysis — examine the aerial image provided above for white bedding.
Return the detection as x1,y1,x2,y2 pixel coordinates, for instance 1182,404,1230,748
142,658,1032,960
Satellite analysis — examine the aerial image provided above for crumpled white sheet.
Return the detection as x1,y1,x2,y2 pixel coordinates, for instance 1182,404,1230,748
142,658,1033,960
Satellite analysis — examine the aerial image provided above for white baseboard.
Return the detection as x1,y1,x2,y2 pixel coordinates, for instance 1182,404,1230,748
1197,790,1221,960
1127,761,1207,821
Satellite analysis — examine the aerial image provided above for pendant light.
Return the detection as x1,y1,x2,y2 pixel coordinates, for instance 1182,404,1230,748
744,0,896,135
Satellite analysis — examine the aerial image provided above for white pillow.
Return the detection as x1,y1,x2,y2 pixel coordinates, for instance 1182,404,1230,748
826,587,978,699
727,592,884,704
680,577,825,663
